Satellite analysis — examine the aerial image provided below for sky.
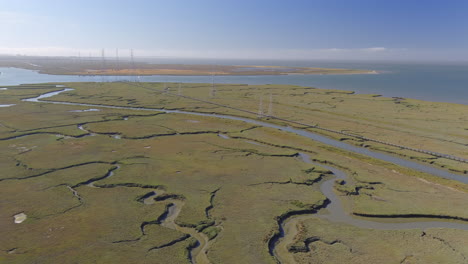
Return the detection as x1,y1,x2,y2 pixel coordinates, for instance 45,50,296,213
0,0,467,61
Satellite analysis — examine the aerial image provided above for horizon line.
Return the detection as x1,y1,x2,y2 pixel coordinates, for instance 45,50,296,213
1,53,468,64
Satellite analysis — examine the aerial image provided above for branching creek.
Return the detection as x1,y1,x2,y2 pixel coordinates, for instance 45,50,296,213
271,153,468,264
157,200,212,264
21,87,468,264
139,190,213,264
67,160,213,263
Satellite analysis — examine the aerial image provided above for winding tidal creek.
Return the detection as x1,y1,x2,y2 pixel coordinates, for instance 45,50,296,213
270,153,468,264
22,87,468,184
22,86,468,264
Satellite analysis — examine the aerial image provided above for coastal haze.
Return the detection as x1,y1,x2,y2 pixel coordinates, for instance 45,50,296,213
1,1,468,264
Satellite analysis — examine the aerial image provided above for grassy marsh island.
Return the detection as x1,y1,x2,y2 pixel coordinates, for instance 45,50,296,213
0,56,375,76
0,82,467,264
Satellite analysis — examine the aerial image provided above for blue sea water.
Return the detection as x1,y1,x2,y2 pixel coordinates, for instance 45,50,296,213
0,59,467,104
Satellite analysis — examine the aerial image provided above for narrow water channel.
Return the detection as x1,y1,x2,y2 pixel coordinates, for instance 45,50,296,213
158,200,212,264
22,87,468,184
272,153,468,264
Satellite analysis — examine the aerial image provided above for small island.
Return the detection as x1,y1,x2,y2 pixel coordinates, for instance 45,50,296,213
0,55,375,76
73,65,375,76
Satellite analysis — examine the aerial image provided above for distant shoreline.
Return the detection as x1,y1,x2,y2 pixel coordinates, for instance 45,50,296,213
0,59,375,76
286,70,379,76
61,70,378,76
58,66,376,76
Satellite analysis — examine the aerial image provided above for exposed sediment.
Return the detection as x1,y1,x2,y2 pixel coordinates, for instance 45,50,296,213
95,183,165,189
353,212,468,222
205,187,221,219
288,236,352,254
0,161,112,182
74,165,120,188
147,234,190,251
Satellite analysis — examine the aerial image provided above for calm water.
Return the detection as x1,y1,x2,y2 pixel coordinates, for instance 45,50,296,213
1,59,467,104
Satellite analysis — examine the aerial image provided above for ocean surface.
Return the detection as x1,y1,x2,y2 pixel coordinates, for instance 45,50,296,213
0,59,467,105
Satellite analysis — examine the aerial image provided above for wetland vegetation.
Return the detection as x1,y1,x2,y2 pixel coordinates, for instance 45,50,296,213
0,82,467,264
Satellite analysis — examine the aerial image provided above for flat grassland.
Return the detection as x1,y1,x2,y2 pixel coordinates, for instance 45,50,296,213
0,82,467,264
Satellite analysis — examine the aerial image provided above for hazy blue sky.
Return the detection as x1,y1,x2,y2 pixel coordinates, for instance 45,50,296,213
1,0,467,61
